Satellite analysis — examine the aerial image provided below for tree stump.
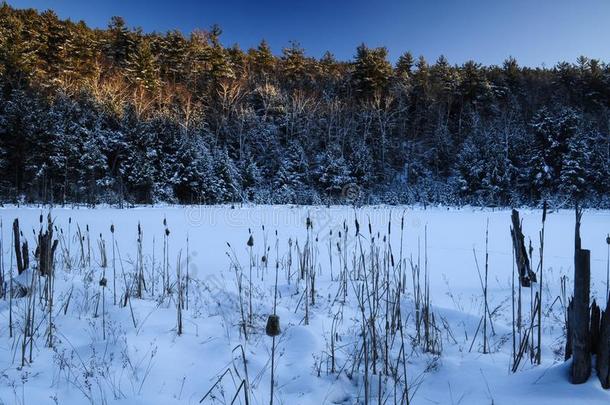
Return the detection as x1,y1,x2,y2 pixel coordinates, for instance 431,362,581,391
597,299,610,388
510,209,536,287
35,214,58,276
570,239,591,383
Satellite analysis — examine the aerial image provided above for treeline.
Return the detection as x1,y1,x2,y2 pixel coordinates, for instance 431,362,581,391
0,3,609,206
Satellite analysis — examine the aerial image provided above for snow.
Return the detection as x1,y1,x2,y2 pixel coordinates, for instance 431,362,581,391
0,205,609,404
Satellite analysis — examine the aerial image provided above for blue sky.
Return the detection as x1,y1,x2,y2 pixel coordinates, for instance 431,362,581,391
7,0,610,66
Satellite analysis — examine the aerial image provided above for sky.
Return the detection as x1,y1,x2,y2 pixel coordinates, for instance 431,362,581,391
6,0,610,67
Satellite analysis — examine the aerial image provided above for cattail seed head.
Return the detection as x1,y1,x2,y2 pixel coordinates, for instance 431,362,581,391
542,200,548,223
110,224,115,233
606,234,610,245
247,235,254,247
265,314,280,337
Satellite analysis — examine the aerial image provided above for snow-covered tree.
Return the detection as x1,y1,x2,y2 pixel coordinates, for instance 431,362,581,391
212,147,241,202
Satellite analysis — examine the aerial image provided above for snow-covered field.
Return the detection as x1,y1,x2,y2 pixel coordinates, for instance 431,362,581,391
0,205,609,405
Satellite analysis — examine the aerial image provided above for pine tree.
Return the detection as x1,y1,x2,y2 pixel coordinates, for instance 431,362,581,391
560,130,589,201
105,16,134,68
281,41,308,87
157,30,188,83
352,44,393,100
528,107,580,197
240,149,262,199
212,148,241,202
395,51,414,79
314,149,353,198
274,142,309,202
127,38,159,91
249,39,275,80
174,133,216,203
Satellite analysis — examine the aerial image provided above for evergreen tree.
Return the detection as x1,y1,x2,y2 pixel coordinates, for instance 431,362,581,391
274,142,309,202
314,149,353,198
105,16,134,68
174,133,216,203
127,38,159,91
560,130,589,201
212,148,241,202
395,51,414,79
352,44,393,100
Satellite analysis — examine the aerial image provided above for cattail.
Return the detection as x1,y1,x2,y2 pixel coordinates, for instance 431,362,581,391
542,200,548,223
247,235,254,247
606,234,610,245
165,228,170,236
110,224,114,233
266,315,281,337
306,217,312,229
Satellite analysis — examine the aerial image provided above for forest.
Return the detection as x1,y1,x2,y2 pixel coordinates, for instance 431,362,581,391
0,3,609,206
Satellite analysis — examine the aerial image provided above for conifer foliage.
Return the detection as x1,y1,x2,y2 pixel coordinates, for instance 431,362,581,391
0,4,609,206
